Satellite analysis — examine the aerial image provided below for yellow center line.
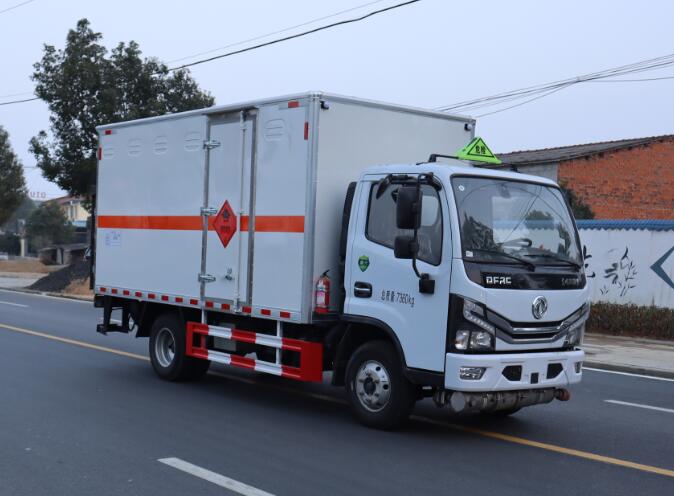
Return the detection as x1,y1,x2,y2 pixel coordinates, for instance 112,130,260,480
412,416,674,479
0,322,149,362
1,321,673,479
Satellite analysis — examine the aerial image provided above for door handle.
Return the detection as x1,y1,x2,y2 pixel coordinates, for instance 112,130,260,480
354,281,372,298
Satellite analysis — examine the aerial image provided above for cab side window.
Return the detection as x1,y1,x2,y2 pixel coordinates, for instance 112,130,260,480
366,183,443,265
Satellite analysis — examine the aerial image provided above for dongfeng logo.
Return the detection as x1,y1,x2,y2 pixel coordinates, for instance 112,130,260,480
532,296,548,320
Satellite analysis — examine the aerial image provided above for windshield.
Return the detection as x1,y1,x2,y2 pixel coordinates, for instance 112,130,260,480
451,176,582,267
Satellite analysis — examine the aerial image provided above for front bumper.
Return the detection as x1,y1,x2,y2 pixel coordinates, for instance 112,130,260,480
444,349,584,392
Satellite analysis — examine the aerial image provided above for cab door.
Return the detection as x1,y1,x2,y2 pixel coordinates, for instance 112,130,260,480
344,175,452,372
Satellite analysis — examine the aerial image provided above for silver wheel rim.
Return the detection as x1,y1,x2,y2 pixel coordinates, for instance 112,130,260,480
355,360,391,412
155,327,176,368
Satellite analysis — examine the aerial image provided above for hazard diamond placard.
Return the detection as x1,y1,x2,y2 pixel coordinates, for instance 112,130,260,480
456,137,502,164
212,200,237,248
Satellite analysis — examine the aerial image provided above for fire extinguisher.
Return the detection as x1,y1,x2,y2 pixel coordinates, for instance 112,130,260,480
315,270,330,314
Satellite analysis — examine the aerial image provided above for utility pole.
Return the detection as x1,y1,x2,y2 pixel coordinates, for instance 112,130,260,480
18,219,26,257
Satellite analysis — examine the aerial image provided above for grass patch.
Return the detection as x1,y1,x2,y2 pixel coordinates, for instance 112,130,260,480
587,302,674,341
0,258,56,274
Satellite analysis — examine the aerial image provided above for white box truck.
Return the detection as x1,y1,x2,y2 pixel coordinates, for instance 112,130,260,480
93,92,588,428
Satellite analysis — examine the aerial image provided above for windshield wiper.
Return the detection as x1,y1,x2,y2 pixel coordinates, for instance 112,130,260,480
467,248,536,271
522,253,582,270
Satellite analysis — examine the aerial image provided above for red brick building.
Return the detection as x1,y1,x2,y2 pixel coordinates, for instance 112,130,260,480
497,135,674,219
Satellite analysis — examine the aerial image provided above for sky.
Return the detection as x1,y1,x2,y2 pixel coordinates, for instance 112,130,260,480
0,0,672,199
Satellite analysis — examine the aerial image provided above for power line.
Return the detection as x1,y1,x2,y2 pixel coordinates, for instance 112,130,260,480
0,1,420,106
436,53,674,114
167,0,388,64
475,85,569,118
586,74,674,83
439,55,674,111
0,0,36,15
0,96,39,106
164,0,421,73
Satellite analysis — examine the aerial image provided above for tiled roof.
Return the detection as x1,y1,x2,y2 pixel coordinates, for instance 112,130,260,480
576,219,674,231
497,135,674,166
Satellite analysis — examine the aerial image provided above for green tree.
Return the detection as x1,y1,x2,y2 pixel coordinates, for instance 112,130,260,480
559,182,595,220
2,197,36,234
26,202,74,252
30,19,214,203
0,126,27,227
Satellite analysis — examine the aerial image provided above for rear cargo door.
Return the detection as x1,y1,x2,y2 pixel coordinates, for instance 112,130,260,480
203,112,255,306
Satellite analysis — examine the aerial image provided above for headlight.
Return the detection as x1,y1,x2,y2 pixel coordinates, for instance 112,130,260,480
469,331,493,350
463,299,496,333
567,323,585,346
451,298,497,351
455,329,470,350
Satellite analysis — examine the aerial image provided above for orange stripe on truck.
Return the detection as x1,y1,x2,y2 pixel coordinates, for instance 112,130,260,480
97,215,304,233
97,215,202,230
240,215,304,233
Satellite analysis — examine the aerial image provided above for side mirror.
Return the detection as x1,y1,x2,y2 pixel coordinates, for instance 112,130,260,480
396,186,421,230
394,235,418,259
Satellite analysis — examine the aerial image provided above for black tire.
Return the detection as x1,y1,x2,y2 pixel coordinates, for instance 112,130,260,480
345,340,415,429
149,313,210,381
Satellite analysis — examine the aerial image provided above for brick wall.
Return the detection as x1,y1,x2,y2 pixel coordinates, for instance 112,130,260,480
557,138,674,219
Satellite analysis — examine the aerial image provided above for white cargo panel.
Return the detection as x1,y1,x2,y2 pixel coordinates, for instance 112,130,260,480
95,92,472,323
96,115,207,299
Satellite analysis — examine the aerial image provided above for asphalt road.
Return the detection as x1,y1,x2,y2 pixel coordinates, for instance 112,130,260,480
0,289,673,495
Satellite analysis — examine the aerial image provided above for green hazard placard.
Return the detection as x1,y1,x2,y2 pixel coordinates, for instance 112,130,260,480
456,137,502,164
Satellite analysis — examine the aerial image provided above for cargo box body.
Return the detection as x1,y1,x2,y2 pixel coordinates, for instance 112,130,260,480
95,92,473,323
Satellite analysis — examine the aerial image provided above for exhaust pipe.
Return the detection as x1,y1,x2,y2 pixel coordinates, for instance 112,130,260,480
555,388,571,401
434,387,570,413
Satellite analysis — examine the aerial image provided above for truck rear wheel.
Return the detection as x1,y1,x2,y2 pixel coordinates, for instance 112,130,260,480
345,341,415,429
149,313,210,381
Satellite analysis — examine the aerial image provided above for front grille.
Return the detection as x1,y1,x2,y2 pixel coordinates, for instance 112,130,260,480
487,304,588,344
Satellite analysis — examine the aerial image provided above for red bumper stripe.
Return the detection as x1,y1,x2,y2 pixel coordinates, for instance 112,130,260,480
230,355,256,370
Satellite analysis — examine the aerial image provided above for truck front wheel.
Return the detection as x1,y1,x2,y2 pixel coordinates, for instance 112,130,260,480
345,341,415,429
149,313,210,381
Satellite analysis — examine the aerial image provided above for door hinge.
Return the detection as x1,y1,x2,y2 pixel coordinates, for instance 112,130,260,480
200,206,218,216
198,273,216,283
203,139,221,149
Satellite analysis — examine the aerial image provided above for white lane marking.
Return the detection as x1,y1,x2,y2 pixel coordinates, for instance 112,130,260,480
605,399,674,414
0,289,90,304
0,300,29,308
584,366,674,383
158,457,275,496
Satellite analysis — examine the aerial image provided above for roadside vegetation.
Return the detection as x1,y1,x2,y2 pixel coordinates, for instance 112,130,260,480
587,302,674,341
30,19,214,207
0,258,56,274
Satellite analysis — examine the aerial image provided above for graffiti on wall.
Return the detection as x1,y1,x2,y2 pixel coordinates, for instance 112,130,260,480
600,247,637,298
583,245,638,299
650,246,674,290
579,228,674,309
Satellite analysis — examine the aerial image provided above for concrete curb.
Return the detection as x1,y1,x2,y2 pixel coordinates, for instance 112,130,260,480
584,361,674,380
0,287,93,302
585,332,674,346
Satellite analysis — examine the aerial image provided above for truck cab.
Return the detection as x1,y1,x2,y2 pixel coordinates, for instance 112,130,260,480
340,161,587,422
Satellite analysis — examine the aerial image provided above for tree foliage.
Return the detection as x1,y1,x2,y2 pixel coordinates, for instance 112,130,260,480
30,19,214,201
559,181,595,220
1,197,36,234
0,126,27,227
26,202,74,251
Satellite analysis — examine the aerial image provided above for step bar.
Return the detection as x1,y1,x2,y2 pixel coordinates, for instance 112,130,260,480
186,322,323,382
